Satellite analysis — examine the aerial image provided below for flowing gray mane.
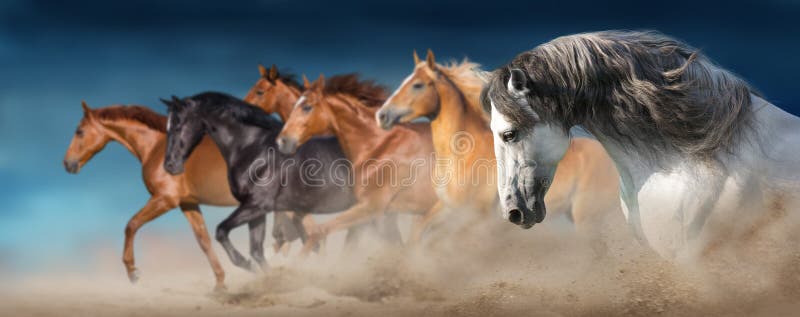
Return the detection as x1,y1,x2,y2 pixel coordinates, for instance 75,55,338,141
482,30,756,160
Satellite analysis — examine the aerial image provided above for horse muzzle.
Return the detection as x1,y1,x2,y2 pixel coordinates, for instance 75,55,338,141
276,136,298,154
63,159,80,174
505,177,550,229
375,107,407,130
507,200,546,229
163,159,185,175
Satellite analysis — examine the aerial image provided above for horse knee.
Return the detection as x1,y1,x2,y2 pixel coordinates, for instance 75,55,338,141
215,226,228,243
125,220,140,237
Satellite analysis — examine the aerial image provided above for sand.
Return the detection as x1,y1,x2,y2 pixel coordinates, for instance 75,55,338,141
1,213,799,317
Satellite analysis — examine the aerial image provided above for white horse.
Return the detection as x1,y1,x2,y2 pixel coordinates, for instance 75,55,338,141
483,30,800,261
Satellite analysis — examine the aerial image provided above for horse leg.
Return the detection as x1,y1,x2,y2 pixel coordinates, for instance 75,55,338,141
408,200,444,245
272,212,289,254
343,223,366,253
300,201,382,256
180,203,226,291
248,215,268,271
380,213,403,246
290,212,325,254
215,203,267,272
123,195,178,283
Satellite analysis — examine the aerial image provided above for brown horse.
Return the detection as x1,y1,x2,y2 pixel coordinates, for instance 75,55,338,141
276,74,440,251
244,65,404,249
244,64,302,122
376,50,624,235
64,101,317,288
63,102,231,290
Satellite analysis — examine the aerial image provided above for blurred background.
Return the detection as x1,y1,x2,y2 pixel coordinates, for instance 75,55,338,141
0,0,798,275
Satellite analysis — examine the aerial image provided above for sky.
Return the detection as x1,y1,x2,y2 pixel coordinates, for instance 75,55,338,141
1,0,799,273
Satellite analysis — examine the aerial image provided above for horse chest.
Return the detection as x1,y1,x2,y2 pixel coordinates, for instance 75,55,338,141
623,166,747,260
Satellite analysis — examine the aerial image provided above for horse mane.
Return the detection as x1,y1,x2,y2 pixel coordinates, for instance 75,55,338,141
188,92,282,130
483,30,755,160
94,105,167,132
270,71,303,91
324,74,387,108
438,59,488,122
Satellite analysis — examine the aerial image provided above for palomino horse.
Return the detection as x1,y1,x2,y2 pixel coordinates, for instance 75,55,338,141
244,64,403,248
484,30,800,261
63,102,231,290
377,50,622,234
276,74,439,248
162,92,358,271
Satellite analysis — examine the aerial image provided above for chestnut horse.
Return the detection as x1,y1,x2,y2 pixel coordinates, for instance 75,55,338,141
63,101,310,290
63,102,231,290
244,64,404,248
276,74,440,250
377,51,624,234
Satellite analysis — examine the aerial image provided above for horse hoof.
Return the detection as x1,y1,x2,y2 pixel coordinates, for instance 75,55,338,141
241,259,258,273
128,269,140,284
213,283,228,293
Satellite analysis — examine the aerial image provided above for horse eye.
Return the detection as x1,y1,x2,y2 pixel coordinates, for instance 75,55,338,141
256,90,264,96
302,105,312,112
501,130,517,143
412,83,424,90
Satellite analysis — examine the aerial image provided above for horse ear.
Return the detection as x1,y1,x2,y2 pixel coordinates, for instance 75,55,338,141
413,50,421,65
81,100,94,119
302,74,311,89
258,64,267,78
159,98,172,108
268,64,279,81
315,73,325,91
507,68,529,97
426,49,436,69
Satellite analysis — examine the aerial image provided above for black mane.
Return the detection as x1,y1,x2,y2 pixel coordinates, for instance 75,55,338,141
186,92,282,130
483,30,755,160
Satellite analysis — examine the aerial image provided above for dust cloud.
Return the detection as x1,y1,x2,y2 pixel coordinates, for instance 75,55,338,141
1,208,798,317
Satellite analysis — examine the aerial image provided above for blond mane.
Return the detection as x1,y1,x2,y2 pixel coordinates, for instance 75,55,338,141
438,59,488,122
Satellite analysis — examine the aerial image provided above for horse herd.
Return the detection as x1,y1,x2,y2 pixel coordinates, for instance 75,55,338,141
64,30,800,292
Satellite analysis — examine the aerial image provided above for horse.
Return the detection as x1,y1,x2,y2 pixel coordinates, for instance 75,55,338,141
162,92,358,271
377,50,623,235
63,102,231,290
276,74,439,250
244,64,404,249
482,30,800,261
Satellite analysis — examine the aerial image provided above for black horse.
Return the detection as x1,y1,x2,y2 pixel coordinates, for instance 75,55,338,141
162,92,357,271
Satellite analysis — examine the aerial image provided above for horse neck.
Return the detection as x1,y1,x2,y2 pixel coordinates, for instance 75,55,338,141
325,96,386,162
275,85,301,121
98,119,163,163
738,96,800,182
203,112,277,162
430,74,492,157
596,95,800,188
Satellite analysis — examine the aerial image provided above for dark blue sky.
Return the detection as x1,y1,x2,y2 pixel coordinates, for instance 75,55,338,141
1,0,799,273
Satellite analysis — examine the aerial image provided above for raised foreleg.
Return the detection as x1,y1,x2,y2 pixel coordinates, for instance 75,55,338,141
408,200,445,245
122,195,179,283
300,200,386,256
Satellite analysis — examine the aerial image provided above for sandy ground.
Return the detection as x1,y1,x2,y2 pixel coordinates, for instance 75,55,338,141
1,213,799,317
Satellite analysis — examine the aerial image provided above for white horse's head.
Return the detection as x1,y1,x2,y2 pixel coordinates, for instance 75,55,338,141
489,69,570,228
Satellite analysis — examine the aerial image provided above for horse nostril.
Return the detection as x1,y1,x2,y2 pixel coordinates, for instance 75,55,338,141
64,160,79,173
378,112,386,122
508,209,523,224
